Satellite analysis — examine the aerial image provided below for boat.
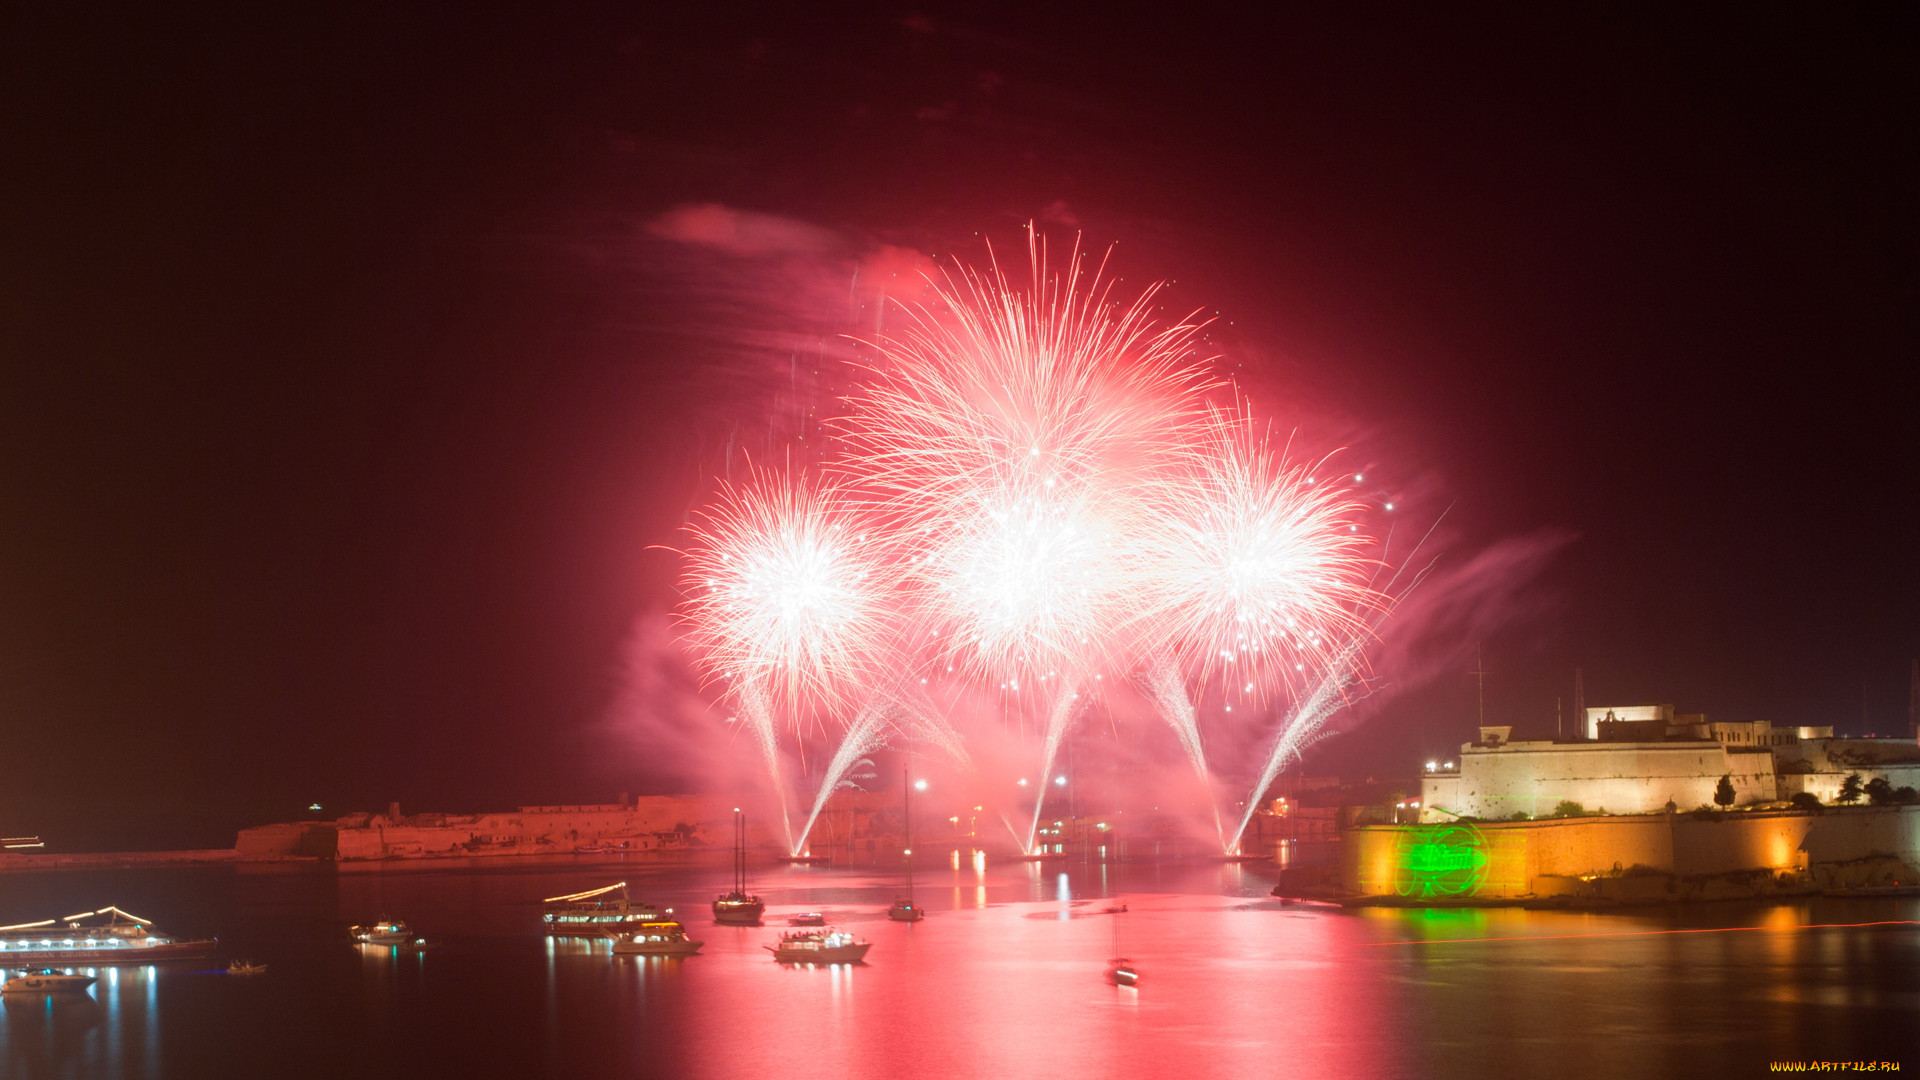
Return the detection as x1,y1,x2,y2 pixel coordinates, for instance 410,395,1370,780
542,882,668,936
786,912,826,926
0,906,216,966
765,928,871,964
888,764,925,922
1103,897,1137,985
712,809,765,925
227,959,268,975
609,921,704,957
349,919,412,946
2,968,97,994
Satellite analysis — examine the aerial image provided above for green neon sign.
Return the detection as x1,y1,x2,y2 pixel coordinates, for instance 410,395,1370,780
1394,823,1489,898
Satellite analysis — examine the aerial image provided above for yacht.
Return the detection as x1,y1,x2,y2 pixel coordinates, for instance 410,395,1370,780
542,882,667,936
765,928,871,964
609,921,704,957
349,919,412,946
0,906,215,965
2,969,96,994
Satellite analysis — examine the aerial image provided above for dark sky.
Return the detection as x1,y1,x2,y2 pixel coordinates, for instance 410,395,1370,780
4,4,1915,848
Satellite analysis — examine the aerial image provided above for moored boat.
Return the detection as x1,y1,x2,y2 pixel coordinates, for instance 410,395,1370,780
227,959,268,976
0,906,215,966
609,921,704,957
766,928,870,964
349,919,412,946
2,968,97,994
786,912,826,926
542,882,668,936
713,809,764,925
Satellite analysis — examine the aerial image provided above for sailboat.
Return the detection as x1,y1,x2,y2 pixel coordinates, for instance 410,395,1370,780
887,767,925,922
1103,897,1138,986
712,808,765,925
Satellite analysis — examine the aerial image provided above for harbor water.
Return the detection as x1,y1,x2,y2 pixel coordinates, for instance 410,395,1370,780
1,855,1914,1079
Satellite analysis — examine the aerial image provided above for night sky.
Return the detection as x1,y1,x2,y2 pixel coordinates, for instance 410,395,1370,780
5,5,1915,849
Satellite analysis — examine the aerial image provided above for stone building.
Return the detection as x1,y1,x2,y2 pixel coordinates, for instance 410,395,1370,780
1420,705,1920,822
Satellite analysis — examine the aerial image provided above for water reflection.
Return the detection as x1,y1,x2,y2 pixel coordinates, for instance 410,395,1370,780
2,862,1914,1079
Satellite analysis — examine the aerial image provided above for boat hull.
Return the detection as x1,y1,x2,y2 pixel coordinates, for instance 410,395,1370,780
3,974,97,994
612,940,703,956
0,938,216,966
769,943,870,964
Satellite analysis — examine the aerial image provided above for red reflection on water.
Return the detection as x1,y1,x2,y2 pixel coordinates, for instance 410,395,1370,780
679,892,1401,1080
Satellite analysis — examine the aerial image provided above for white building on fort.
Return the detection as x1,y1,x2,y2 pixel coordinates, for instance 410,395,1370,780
1420,704,1920,822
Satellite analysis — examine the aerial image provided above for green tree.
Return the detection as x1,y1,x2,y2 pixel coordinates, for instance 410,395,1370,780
1864,777,1895,805
1788,792,1824,812
1894,787,1920,806
1551,800,1585,818
1837,773,1864,804
1714,774,1736,808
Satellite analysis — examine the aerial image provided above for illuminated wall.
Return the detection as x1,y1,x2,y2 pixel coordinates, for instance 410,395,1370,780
1419,740,1776,820
1343,806,1920,900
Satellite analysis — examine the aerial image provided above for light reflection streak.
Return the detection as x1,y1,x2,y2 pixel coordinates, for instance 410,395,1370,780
1362,919,1920,947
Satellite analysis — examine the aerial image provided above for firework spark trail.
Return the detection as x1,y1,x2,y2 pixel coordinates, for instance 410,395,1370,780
1140,655,1224,848
736,678,796,849
1025,680,1086,853
1223,532,1442,855
1224,639,1370,855
793,696,894,856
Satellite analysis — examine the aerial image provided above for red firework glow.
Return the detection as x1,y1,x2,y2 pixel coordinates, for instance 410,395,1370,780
675,232,1391,854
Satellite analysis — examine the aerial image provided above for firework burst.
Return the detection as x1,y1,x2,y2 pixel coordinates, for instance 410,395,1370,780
674,465,900,731
836,232,1218,689
1132,407,1383,703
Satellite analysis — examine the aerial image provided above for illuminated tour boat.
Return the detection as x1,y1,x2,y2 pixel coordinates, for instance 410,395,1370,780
0,906,215,965
609,921,704,957
3,969,98,994
765,928,871,964
349,919,413,946
542,882,667,935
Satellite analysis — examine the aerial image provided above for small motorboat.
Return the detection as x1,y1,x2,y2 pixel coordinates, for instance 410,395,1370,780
227,959,267,976
610,922,704,957
786,912,826,926
1104,958,1140,987
349,919,412,946
3,968,97,994
885,898,924,923
766,928,871,964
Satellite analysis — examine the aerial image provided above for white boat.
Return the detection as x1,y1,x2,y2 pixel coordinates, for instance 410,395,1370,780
1104,958,1140,987
609,921,704,957
543,882,667,936
0,905,215,966
786,912,826,926
766,928,871,964
349,919,412,946
3,969,96,994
